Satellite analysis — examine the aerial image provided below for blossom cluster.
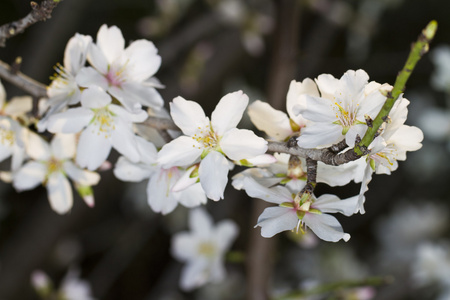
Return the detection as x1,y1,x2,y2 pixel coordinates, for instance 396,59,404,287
0,24,424,292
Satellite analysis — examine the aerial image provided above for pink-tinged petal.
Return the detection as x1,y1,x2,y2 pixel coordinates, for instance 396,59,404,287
64,33,92,75
313,194,358,216
315,73,340,100
176,183,207,207
25,131,51,161
179,260,210,291
256,206,298,238
157,136,202,168
221,128,267,161
297,123,343,148
63,161,100,186
303,213,350,242
147,171,178,215
113,156,153,182
170,97,209,136
76,126,112,171
124,40,161,81
81,86,112,108
199,151,229,201
51,134,76,160
46,107,93,134
96,25,125,63
247,100,292,140
211,91,248,136
117,82,164,110
47,172,73,214
13,161,46,191
242,177,291,204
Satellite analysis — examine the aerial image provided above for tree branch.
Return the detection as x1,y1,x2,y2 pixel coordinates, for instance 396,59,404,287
0,59,47,98
0,0,61,47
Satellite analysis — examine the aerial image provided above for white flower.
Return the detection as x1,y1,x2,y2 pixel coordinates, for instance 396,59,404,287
46,86,148,171
0,116,27,174
13,133,100,214
0,80,33,119
247,79,311,141
171,207,238,291
76,24,163,112
157,91,268,200
355,97,423,213
113,136,207,214
38,33,92,131
294,70,387,148
241,177,357,242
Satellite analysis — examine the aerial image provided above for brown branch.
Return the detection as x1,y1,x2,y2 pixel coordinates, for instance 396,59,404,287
141,116,179,131
0,0,61,47
0,59,47,98
267,141,362,166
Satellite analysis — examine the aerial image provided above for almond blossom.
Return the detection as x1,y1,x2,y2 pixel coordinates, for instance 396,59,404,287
294,69,387,148
12,133,100,214
241,177,357,242
38,33,92,131
46,86,148,171
76,24,163,112
171,207,238,291
355,96,423,213
157,91,268,200
113,136,207,214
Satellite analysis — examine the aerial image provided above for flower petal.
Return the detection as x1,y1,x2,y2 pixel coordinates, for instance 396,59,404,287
221,128,267,161
114,156,153,182
303,213,350,242
81,86,112,109
157,136,202,168
47,172,73,214
169,97,209,136
242,177,291,204
189,207,214,236
247,100,292,140
76,66,109,89
76,125,112,170
51,134,76,160
199,151,229,201
147,170,178,215
211,91,248,136
96,24,125,63
124,39,161,81
46,107,93,134
313,194,358,216
13,161,46,191
297,122,343,148
256,206,298,238
63,161,100,186
25,131,51,161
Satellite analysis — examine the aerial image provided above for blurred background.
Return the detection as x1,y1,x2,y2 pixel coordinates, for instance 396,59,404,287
0,0,449,299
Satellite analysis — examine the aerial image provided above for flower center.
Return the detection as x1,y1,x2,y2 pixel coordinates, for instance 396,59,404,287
92,108,115,138
197,242,217,258
0,128,15,146
105,62,128,87
47,157,63,174
192,125,219,150
333,101,361,134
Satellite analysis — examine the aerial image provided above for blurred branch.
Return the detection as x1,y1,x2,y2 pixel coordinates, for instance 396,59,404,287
0,59,47,97
141,116,178,131
0,0,61,47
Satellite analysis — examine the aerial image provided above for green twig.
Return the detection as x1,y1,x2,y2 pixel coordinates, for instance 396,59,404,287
275,276,393,300
354,20,438,155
